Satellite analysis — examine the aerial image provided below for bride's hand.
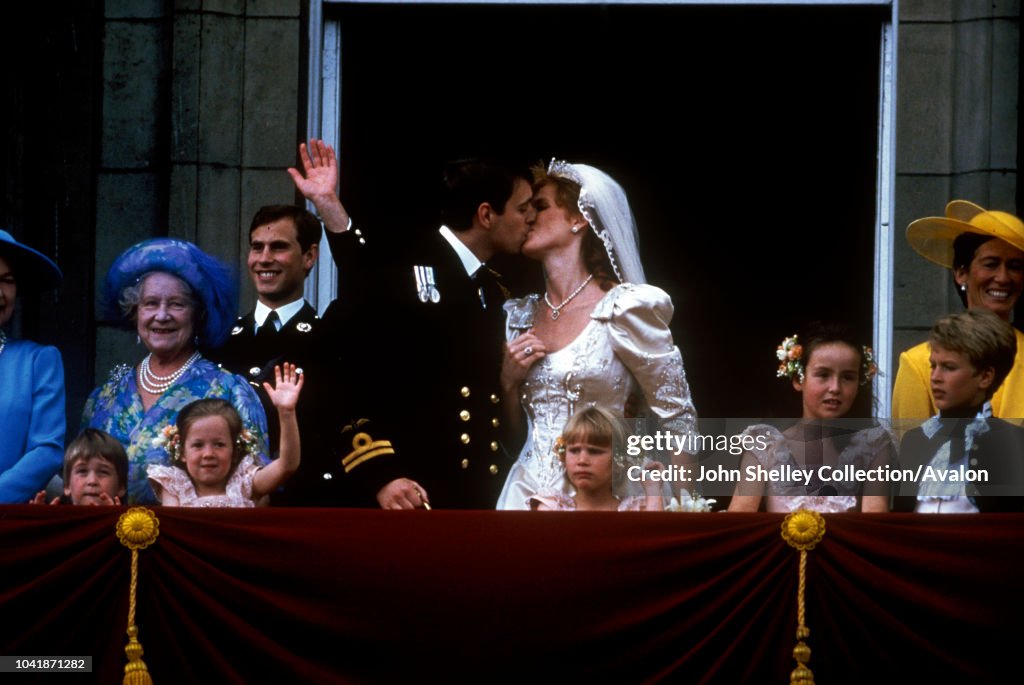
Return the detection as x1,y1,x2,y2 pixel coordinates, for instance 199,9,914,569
501,331,546,391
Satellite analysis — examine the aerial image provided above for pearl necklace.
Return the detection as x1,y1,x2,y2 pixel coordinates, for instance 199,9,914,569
543,274,594,320
138,351,201,394
0,330,6,359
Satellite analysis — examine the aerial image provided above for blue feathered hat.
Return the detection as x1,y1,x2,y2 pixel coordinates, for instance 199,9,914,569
102,238,238,348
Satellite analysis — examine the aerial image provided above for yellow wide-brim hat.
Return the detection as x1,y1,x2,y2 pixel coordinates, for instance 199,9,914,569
906,200,1024,268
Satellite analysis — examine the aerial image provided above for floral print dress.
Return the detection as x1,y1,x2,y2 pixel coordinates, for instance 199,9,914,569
82,358,269,505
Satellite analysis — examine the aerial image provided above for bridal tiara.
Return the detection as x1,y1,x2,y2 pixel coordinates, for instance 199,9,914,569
547,158,585,186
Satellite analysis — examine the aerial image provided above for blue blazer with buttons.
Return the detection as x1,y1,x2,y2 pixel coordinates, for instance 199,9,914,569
0,339,66,503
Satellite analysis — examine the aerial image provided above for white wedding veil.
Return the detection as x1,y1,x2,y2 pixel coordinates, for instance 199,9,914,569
547,159,646,285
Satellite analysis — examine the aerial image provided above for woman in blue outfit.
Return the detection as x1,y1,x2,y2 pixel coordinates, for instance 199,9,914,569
82,238,269,505
0,229,65,503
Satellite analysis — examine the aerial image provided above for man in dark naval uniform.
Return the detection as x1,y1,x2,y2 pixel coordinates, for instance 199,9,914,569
300,140,534,508
210,203,346,505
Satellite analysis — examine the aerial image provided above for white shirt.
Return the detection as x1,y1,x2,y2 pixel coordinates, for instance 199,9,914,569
914,402,989,514
438,225,483,278
254,298,306,333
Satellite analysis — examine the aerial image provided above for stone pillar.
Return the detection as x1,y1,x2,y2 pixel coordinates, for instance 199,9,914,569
169,0,302,311
94,0,172,383
93,0,302,386
893,0,1020,358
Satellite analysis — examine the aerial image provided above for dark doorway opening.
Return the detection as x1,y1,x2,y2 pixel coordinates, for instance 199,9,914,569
330,2,884,418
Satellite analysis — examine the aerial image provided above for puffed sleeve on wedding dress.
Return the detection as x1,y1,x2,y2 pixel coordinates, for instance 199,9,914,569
592,283,697,437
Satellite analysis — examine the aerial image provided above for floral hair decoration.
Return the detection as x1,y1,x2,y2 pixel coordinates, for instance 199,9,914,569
775,334,878,386
776,335,805,383
153,424,182,461
153,424,260,464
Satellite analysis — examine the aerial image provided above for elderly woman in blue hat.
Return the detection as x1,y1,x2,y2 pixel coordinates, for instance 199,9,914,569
0,230,65,503
81,238,269,505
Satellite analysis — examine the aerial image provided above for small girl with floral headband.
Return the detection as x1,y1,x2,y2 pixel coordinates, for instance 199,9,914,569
728,322,894,513
529,406,663,511
147,364,303,507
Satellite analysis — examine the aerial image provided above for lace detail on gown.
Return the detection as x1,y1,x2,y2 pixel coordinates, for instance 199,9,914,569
739,424,894,513
497,284,697,510
147,454,262,508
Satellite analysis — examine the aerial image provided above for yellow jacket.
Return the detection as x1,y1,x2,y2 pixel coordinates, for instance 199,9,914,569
892,328,1024,421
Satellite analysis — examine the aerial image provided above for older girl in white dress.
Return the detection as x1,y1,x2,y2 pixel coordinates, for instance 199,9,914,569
728,323,893,513
497,160,697,510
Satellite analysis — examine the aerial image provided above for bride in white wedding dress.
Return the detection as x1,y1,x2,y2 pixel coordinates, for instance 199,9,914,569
496,160,697,510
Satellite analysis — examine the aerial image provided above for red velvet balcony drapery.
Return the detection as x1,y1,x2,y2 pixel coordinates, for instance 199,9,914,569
1,508,1021,684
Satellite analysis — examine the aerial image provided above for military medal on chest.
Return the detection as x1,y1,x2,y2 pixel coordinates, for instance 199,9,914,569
414,265,440,303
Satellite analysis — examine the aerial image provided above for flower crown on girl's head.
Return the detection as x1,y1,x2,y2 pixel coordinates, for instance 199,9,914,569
775,334,878,386
153,424,259,464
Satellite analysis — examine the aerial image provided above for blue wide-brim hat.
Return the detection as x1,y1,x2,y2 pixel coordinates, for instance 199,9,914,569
0,229,63,291
103,238,238,348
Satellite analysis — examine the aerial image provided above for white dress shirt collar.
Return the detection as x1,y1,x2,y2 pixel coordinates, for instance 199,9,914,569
254,298,306,331
439,225,484,278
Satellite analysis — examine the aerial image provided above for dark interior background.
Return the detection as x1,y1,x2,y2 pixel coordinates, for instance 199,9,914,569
331,2,884,419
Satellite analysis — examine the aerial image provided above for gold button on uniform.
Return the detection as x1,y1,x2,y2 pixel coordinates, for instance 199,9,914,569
491,418,500,428
460,387,471,397
459,410,470,422
490,394,500,404
490,441,499,452
489,464,498,474
460,433,470,445
461,459,469,469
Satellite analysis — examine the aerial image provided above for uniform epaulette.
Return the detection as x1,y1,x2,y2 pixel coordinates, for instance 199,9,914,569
341,421,395,472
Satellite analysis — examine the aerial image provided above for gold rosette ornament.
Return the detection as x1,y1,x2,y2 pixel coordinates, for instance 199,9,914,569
780,509,825,685
116,507,160,685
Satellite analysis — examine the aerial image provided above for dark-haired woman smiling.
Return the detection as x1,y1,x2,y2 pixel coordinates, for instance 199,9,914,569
893,201,1024,421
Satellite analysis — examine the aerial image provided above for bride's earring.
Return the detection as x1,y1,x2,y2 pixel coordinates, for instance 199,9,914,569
571,224,580,234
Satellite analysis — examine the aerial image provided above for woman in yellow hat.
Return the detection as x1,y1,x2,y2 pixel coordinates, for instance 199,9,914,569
893,201,1024,421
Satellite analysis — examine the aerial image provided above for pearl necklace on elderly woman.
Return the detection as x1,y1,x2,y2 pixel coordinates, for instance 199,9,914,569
0,330,6,358
138,351,201,394
543,274,594,321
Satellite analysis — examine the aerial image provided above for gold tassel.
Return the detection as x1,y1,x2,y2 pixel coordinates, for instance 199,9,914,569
117,508,160,685
781,509,826,685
